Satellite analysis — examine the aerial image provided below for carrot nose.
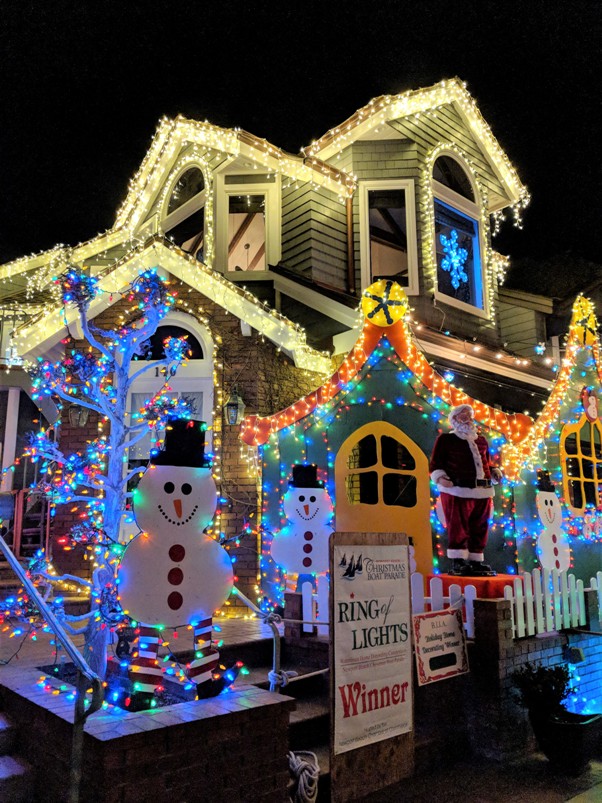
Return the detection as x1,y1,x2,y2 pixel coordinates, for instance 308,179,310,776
304,504,309,516
173,498,183,519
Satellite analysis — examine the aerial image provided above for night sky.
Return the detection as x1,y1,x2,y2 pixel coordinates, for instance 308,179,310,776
2,1,601,283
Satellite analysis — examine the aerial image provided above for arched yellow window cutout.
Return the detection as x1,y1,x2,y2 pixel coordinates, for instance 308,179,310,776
335,421,432,573
560,413,602,514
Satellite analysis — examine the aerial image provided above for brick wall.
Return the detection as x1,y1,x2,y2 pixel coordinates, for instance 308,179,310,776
466,594,602,759
1,666,295,803
52,278,326,610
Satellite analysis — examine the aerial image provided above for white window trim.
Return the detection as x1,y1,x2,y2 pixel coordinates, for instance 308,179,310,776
159,161,213,266
359,179,418,294
432,180,489,320
214,174,281,274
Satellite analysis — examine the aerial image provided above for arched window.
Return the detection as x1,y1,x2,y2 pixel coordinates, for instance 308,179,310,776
132,325,204,361
335,422,432,573
432,154,485,314
433,155,475,201
167,167,205,215
164,166,207,262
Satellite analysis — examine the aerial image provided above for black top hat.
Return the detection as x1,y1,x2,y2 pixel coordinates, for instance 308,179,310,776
537,470,555,493
289,464,324,488
151,419,211,467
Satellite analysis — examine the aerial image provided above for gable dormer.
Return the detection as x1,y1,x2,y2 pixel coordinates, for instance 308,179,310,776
298,78,528,342
115,117,353,283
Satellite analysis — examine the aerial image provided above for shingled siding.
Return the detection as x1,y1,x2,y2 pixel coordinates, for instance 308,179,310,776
52,277,326,610
389,102,508,202
281,183,348,289
498,301,546,357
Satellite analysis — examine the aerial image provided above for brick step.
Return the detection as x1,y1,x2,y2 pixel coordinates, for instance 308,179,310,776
0,755,34,802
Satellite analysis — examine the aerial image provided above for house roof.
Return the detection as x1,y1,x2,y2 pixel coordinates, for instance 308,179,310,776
12,237,333,374
114,115,357,235
241,281,534,447
302,77,528,209
503,295,602,477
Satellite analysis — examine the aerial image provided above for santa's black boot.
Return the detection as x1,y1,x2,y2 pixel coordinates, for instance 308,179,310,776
465,560,497,577
449,558,468,575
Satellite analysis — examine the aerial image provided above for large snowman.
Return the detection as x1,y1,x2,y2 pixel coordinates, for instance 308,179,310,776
535,470,571,572
118,419,233,700
271,464,332,635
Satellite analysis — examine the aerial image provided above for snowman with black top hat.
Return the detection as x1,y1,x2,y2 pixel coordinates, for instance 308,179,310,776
117,418,235,707
535,470,571,572
271,464,332,635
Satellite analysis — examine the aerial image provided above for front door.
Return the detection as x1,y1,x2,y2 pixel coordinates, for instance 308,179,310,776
334,421,432,573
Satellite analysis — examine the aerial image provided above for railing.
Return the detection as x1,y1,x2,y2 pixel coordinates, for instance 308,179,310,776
410,569,598,641
589,571,602,622
0,534,103,803
503,568,586,638
410,572,478,638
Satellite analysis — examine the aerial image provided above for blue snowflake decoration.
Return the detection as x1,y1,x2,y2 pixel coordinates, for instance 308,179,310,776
439,229,468,289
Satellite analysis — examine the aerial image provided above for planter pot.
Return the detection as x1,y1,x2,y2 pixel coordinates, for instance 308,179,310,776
529,710,602,775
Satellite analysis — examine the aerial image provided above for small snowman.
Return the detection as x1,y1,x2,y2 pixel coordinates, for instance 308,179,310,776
117,419,234,703
535,470,571,572
271,464,332,635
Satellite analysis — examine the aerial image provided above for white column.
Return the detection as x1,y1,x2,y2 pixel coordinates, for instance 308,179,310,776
0,387,20,492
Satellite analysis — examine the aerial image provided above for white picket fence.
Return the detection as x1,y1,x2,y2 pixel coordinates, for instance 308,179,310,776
411,569,601,641
503,568,587,638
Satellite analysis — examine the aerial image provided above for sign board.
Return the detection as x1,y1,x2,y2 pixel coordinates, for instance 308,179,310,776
332,542,413,755
412,607,469,686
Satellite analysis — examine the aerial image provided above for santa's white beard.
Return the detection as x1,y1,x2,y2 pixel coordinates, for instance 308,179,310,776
452,419,478,439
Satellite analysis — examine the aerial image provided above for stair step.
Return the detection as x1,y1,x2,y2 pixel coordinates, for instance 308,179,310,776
0,755,34,802
0,714,16,755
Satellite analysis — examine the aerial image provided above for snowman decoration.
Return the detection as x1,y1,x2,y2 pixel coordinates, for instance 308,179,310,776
117,419,233,703
535,470,571,572
271,464,332,635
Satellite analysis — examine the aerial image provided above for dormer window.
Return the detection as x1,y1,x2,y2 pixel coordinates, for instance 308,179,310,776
432,155,486,317
167,167,205,214
163,166,208,263
359,179,418,293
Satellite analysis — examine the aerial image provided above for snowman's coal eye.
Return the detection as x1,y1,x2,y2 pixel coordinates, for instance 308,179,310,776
182,483,192,495
299,495,305,502
164,482,175,494
310,496,316,503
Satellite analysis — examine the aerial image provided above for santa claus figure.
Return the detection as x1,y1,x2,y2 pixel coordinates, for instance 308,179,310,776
430,404,502,576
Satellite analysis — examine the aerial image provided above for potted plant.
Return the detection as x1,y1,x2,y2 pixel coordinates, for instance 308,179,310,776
511,661,601,775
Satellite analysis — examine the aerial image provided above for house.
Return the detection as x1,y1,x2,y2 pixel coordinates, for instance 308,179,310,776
0,77,595,608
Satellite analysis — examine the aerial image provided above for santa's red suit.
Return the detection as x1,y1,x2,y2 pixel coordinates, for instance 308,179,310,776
430,405,501,564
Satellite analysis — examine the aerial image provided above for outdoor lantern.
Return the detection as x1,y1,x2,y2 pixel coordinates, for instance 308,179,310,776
224,386,246,425
68,405,90,428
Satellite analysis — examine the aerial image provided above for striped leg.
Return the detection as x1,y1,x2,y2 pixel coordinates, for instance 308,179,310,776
128,625,163,694
187,617,219,686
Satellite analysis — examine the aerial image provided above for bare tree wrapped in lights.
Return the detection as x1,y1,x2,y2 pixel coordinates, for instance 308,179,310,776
16,267,193,677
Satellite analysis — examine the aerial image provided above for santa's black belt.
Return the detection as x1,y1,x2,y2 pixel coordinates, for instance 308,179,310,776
475,479,491,487
456,479,492,488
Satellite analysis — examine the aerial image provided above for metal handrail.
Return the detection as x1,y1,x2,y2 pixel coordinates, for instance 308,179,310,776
232,586,284,692
0,534,103,803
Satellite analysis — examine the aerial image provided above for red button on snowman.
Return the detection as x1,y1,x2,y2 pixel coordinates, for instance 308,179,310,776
118,419,233,701
270,464,332,635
